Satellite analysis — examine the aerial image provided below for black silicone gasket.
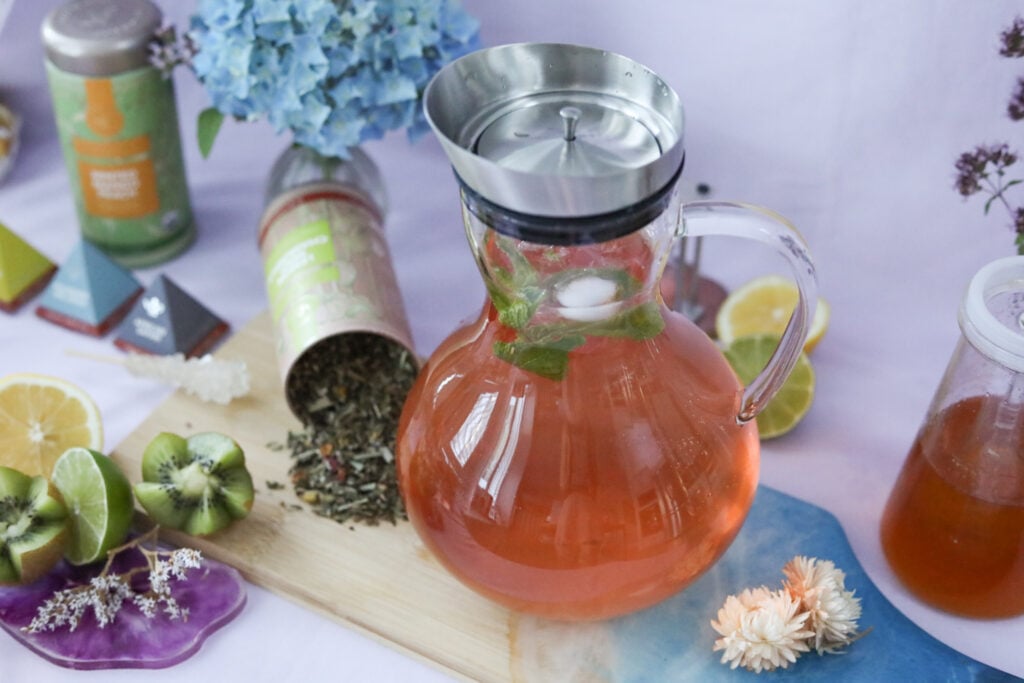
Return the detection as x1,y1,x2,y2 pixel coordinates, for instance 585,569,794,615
455,157,685,246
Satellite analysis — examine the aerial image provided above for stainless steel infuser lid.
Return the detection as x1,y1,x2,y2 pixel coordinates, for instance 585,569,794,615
42,0,162,77
424,43,686,223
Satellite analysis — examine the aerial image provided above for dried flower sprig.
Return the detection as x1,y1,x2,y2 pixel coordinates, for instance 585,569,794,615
956,16,1024,254
711,556,865,673
149,25,197,77
1000,17,1024,58
24,528,203,634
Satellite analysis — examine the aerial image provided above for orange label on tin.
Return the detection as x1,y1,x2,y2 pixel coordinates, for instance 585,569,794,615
73,136,150,158
78,156,159,218
83,79,124,137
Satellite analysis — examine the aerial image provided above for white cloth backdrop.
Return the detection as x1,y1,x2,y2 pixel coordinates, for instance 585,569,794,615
1,0,1022,680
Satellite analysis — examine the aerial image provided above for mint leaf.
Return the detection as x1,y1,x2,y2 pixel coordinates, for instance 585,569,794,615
494,237,539,288
521,302,665,345
197,107,225,159
580,302,664,340
495,286,544,329
618,302,665,339
493,335,585,381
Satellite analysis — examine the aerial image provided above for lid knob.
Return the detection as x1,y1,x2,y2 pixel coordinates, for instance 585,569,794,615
560,106,581,142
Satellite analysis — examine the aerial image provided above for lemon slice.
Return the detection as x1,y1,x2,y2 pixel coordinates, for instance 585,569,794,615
0,373,103,478
716,275,830,352
723,334,815,439
51,447,134,565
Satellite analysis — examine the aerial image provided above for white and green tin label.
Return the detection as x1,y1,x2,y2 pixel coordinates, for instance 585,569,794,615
258,183,416,384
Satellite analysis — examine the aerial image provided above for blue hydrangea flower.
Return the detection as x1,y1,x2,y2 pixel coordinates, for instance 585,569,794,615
189,0,481,158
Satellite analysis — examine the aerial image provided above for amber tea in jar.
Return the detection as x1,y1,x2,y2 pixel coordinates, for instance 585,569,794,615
42,0,194,268
880,256,1024,618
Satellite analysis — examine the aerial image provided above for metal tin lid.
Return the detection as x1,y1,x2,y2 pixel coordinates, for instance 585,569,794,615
424,43,685,223
42,0,162,77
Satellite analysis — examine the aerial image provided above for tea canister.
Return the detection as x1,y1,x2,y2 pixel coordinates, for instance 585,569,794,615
257,145,417,422
42,0,195,268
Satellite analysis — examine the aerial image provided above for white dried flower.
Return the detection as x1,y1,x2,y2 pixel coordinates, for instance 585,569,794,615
711,586,813,673
783,555,862,654
24,531,203,634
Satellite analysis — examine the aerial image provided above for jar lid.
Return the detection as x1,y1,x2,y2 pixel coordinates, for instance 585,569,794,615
424,43,685,224
42,0,162,77
959,255,1024,373
474,99,663,176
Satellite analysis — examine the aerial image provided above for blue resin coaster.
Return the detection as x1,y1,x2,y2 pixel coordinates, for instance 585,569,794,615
35,240,142,335
511,486,1019,682
113,274,228,357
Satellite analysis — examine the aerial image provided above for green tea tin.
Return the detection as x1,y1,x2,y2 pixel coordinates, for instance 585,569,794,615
42,0,195,268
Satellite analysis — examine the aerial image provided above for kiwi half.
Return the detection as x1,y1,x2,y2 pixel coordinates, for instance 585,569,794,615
0,466,69,585
134,432,254,536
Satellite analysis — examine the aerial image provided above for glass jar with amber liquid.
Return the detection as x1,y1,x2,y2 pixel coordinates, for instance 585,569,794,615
881,256,1024,618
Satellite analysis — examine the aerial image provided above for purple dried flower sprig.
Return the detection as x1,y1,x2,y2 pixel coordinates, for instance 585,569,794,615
954,143,1020,205
23,528,202,634
957,16,1024,254
1009,78,1024,121
1000,16,1024,58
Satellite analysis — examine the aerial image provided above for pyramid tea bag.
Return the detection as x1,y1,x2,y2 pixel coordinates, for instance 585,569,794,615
0,222,56,313
113,274,228,357
36,240,142,335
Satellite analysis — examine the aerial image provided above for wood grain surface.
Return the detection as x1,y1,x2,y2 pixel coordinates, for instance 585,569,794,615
111,312,514,682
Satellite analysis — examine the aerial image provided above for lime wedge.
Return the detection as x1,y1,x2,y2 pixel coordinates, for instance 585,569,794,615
51,447,134,565
723,334,816,439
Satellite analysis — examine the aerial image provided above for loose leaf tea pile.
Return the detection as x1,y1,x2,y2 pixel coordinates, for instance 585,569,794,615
282,333,418,526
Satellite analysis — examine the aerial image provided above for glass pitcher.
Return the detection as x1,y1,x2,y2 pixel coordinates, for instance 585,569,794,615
881,256,1024,618
396,43,818,621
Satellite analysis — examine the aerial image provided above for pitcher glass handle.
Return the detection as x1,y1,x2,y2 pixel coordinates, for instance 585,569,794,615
678,201,818,422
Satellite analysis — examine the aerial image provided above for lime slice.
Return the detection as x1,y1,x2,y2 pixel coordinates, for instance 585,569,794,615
723,334,815,439
51,448,134,565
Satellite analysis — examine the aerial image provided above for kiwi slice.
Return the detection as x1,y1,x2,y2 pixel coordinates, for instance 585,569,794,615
0,466,69,585
134,432,254,536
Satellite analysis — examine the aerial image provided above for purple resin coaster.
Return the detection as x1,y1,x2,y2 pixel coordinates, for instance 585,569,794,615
0,544,246,670
0,222,56,313
35,240,143,336
113,274,229,357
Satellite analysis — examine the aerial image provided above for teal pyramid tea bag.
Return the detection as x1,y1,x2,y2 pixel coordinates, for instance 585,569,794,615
36,240,142,335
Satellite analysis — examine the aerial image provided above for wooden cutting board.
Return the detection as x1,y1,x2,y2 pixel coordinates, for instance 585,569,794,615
112,314,1015,682
111,312,513,682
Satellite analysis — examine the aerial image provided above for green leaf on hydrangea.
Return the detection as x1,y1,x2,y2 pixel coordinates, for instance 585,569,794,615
197,107,225,159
